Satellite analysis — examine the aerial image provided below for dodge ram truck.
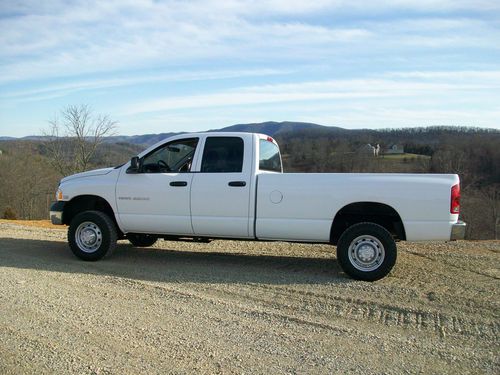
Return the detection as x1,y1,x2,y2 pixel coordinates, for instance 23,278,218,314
50,132,466,281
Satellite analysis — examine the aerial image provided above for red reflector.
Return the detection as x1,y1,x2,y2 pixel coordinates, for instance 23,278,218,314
451,184,460,214
267,136,274,143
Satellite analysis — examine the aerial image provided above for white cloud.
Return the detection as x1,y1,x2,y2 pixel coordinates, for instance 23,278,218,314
0,68,295,101
121,70,500,115
330,108,500,128
2,0,497,83
0,3,372,83
386,70,500,80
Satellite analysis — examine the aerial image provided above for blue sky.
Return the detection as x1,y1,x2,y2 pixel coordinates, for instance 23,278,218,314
1,0,499,137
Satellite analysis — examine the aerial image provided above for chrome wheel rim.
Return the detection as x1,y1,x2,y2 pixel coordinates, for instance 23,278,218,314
75,221,102,253
348,235,385,272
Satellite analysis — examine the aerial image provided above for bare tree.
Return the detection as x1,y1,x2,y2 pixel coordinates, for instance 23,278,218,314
43,105,117,175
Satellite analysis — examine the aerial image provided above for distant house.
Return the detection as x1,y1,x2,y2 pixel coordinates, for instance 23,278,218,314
385,144,404,155
358,144,381,157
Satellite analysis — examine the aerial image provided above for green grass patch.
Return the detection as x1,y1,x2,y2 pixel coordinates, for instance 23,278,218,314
381,153,430,160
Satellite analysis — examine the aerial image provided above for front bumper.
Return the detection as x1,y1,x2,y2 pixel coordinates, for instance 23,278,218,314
49,201,66,225
450,220,466,240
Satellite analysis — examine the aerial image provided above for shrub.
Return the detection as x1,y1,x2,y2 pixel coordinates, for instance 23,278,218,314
3,206,17,220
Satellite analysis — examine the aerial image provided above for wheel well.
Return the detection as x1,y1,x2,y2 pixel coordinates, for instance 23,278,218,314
330,202,406,245
63,195,118,229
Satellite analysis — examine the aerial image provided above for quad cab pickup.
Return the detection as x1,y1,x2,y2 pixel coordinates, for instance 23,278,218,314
50,132,466,281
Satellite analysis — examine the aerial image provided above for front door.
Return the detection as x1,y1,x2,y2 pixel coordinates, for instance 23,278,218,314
116,137,199,234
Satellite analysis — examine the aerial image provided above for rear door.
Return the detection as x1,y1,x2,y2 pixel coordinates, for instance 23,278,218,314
190,135,253,237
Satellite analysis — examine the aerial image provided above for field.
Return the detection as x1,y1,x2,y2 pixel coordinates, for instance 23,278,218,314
380,153,431,161
0,220,499,374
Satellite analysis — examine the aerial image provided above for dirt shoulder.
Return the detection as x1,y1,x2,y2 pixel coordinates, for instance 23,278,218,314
0,221,499,374
0,219,62,229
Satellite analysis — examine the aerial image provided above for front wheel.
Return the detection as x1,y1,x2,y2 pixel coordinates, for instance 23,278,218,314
336,222,397,281
68,210,117,261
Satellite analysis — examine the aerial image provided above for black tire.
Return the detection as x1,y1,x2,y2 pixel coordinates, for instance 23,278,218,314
68,210,117,261
336,222,397,281
127,233,158,247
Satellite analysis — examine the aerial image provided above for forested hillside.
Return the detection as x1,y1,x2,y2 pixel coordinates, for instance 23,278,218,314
0,124,498,239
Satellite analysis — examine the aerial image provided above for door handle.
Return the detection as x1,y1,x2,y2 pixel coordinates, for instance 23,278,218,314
170,181,188,187
228,181,246,187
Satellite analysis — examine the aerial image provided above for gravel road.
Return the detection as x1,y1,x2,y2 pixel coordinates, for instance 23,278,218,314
0,221,499,374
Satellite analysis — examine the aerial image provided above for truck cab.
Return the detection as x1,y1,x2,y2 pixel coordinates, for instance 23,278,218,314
115,133,279,238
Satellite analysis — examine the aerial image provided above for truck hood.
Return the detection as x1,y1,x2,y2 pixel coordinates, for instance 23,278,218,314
61,167,114,183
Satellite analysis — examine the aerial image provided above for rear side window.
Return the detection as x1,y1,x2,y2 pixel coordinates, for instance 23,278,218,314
201,137,244,173
259,139,282,172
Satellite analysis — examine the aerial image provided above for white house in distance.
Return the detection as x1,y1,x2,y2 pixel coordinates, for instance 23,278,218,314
359,144,382,157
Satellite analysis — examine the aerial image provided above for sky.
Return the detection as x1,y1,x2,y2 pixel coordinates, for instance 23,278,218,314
1,0,499,137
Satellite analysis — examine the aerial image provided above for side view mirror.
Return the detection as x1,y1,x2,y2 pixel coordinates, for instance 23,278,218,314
127,156,141,174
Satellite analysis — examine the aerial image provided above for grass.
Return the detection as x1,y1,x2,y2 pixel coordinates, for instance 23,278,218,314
381,153,430,161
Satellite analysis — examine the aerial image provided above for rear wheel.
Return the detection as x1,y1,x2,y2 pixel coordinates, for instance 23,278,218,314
128,233,158,247
336,222,397,281
68,210,117,261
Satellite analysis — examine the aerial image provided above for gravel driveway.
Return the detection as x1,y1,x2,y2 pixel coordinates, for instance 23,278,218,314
0,221,499,374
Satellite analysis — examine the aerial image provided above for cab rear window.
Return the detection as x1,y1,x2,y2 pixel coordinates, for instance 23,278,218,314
259,139,282,172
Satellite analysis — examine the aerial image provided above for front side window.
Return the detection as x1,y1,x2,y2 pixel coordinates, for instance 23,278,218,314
259,139,282,172
201,137,244,173
142,138,198,173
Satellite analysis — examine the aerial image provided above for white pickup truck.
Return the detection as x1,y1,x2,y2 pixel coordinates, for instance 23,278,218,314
50,132,465,281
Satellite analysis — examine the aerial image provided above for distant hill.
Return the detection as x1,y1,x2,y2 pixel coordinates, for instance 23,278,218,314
215,121,344,136
104,132,180,146
0,132,180,147
1,122,498,147
110,122,498,146
105,121,336,145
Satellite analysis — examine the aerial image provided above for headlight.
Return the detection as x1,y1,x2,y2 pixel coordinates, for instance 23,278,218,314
56,188,63,201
